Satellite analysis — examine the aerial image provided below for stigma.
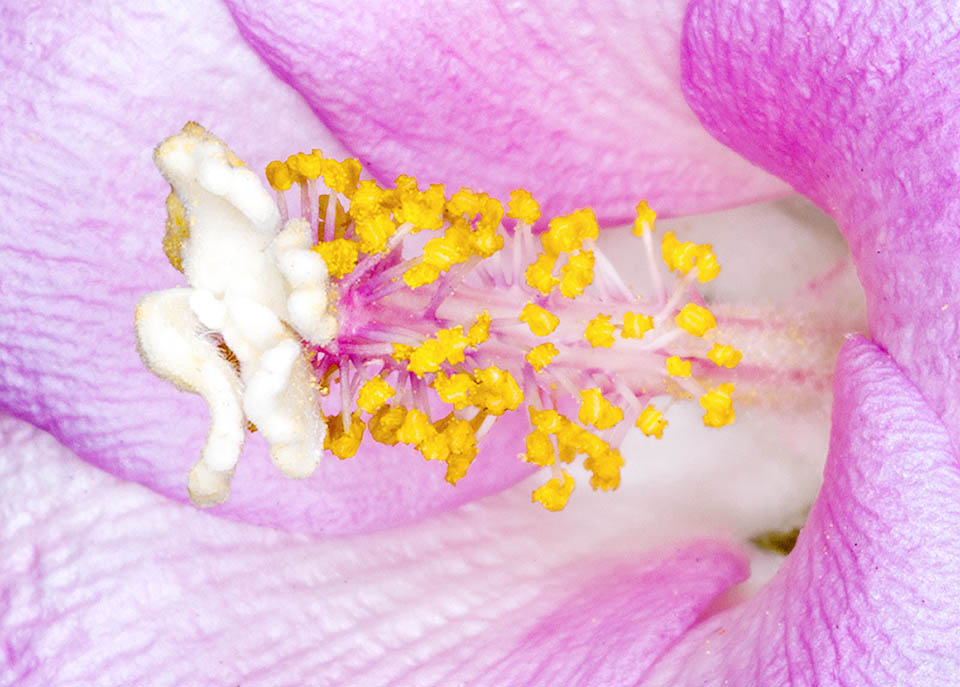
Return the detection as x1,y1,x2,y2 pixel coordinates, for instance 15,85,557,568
136,123,743,511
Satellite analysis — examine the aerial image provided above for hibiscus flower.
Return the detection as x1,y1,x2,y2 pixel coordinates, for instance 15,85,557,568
1,0,956,685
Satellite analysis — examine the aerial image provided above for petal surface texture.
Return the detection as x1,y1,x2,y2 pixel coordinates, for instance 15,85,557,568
0,1,536,534
0,414,746,687
682,0,960,450
644,337,960,684
225,0,787,223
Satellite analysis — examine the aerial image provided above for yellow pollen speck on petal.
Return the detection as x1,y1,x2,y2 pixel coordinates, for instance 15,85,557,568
313,238,360,279
520,302,560,336
636,404,668,438
632,200,657,236
666,355,692,377
707,343,743,369
357,376,396,413
622,312,654,339
585,314,616,348
526,342,559,371
701,383,736,427
578,388,624,430
507,188,541,224
675,303,717,337
532,470,575,511
524,429,556,466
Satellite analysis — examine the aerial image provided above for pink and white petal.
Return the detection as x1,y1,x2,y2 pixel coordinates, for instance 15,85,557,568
0,413,747,687
0,1,533,536
681,0,960,449
224,0,788,224
643,337,960,684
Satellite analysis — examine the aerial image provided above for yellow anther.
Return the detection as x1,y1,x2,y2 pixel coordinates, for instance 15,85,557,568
395,180,446,232
436,326,470,365
675,302,717,337
355,213,397,254
666,355,692,377
525,253,559,295
524,429,556,467
469,225,504,258
350,179,387,220
445,187,482,219
436,415,478,456
507,189,541,224
313,238,360,279
700,383,736,427
356,376,396,413
391,343,414,362
432,371,476,410
526,342,559,372
707,343,742,369
476,193,504,233
695,248,721,282
584,446,624,491
519,302,560,336
419,432,451,462
423,230,469,271
585,314,616,348
368,405,407,445
472,366,524,415
293,151,322,180
636,404,668,438
529,407,565,434
445,452,477,485
324,411,366,459
556,420,584,463
661,231,701,274
632,200,657,236
397,408,436,446
284,155,306,184
541,208,599,255
403,261,442,289
622,312,654,339
265,160,293,191
318,157,362,198
467,310,491,346
532,470,575,511
578,388,624,430
560,250,595,298
407,339,447,377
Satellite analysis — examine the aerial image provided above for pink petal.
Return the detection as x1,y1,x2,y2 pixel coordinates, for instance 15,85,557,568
643,337,960,683
0,414,747,687
681,0,960,449
0,2,531,534
224,0,788,224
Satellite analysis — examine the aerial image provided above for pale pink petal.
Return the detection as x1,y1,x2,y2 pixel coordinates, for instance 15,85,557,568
225,0,788,223
0,1,536,535
0,414,747,687
681,0,960,448
643,337,960,683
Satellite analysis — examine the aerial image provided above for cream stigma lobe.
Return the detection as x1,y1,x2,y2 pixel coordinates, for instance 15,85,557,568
136,123,335,507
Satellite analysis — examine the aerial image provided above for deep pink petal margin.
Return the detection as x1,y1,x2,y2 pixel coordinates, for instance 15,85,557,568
224,0,788,224
643,337,960,684
681,0,960,450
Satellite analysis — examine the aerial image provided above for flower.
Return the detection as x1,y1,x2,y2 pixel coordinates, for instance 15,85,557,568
1,1,957,686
